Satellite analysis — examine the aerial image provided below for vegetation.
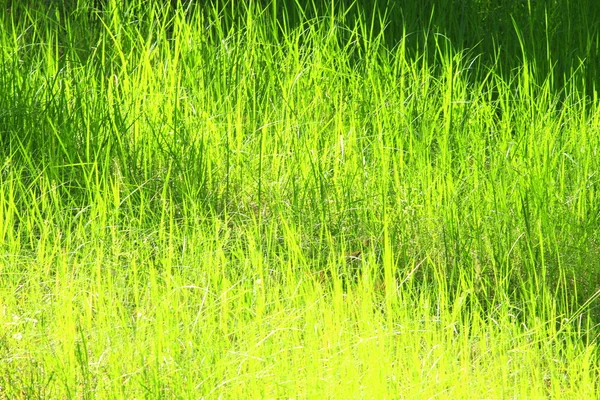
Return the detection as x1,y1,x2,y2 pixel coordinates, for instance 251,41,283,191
0,0,599,397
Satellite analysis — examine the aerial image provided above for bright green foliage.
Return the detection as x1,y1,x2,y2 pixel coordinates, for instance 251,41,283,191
0,1,599,398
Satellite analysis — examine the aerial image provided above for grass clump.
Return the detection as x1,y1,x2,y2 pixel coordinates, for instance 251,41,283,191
0,1,599,398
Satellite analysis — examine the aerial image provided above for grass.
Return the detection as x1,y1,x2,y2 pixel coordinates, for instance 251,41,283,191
0,0,599,398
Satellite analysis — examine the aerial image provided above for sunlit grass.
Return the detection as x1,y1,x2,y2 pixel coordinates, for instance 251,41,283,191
0,1,599,398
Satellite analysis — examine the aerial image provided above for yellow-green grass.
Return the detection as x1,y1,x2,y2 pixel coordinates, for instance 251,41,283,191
0,1,599,398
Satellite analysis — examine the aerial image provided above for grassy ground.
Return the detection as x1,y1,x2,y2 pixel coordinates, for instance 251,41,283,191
1,1,599,398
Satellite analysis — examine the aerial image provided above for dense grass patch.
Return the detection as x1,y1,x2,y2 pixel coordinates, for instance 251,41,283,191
0,1,599,397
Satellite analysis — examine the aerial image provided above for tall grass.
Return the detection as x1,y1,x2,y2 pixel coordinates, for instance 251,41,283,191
0,1,599,397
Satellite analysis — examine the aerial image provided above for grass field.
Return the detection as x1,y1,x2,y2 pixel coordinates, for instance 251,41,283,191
1,1,600,398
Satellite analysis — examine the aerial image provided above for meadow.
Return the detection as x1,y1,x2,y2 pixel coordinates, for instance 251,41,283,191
1,0,599,398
